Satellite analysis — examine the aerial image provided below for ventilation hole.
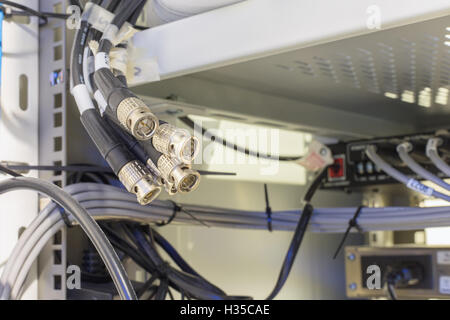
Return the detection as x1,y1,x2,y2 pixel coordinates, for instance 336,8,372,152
53,250,62,265
209,113,246,121
275,64,294,72
10,16,30,24
54,93,62,109
53,230,62,245
401,90,415,104
53,275,62,290
384,92,398,99
19,75,28,111
253,121,285,128
435,87,449,105
53,27,62,42
54,137,62,152
54,45,63,61
54,112,62,128
418,87,432,108
53,3,63,13
53,161,62,176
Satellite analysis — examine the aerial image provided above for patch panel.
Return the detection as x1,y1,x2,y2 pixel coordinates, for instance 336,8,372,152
322,131,450,189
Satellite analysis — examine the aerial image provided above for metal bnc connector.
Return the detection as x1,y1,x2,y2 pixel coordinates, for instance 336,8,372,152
116,97,159,141
145,158,164,186
118,160,162,205
163,180,178,196
152,123,200,163
157,155,201,193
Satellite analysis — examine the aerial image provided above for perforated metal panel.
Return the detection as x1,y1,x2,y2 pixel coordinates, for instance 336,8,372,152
192,16,450,132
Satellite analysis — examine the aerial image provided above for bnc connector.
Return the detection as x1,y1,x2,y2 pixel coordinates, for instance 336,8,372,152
117,97,159,141
152,123,200,163
157,155,201,193
118,160,162,205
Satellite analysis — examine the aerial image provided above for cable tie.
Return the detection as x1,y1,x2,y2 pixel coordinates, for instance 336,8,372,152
332,206,365,259
54,201,73,228
156,200,181,227
156,261,170,278
264,184,273,232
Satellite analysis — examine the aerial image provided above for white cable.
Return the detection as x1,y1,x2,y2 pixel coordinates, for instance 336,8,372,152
427,138,450,177
82,46,94,95
8,183,450,299
146,0,245,25
397,142,450,191
366,145,450,202
1,212,60,300
11,220,65,299
0,184,119,297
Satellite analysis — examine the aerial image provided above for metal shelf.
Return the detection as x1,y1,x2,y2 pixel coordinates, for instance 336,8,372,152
132,0,450,140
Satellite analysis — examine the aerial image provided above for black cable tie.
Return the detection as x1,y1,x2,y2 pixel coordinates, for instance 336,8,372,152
54,201,73,228
156,261,171,278
332,206,365,260
156,201,181,227
264,184,273,232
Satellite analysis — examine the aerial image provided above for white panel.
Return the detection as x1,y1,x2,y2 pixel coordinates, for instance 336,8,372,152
132,0,450,81
0,0,39,299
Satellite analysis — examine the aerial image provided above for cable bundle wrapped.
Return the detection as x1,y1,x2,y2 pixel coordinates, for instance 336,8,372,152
70,0,201,206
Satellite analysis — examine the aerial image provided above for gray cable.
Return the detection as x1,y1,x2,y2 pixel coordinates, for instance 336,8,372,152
427,138,450,177
366,145,450,202
0,177,136,300
397,142,450,191
8,182,450,299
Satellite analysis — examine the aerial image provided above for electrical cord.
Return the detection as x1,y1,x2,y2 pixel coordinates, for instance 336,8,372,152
8,183,450,299
126,223,228,300
0,177,136,300
427,137,450,177
0,162,235,177
266,167,328,300
102,221,228,300
179,116,303,161
397,142,450,191
386,282,398,300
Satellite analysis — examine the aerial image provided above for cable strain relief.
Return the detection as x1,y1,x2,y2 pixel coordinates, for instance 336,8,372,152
426,137,443,156
397,142,412,153
105,115,149,164
80,109,134,174
105,146,135,175
94,68,130,110
140,140,163,165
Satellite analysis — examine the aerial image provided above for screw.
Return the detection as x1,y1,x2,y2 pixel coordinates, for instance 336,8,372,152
349,283,357,291
347,253,355,261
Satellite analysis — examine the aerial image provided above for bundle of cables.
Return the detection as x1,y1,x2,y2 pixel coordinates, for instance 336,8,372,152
0,0,330,301
4,181,450,299
70,0,202,208
5,0,450,302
